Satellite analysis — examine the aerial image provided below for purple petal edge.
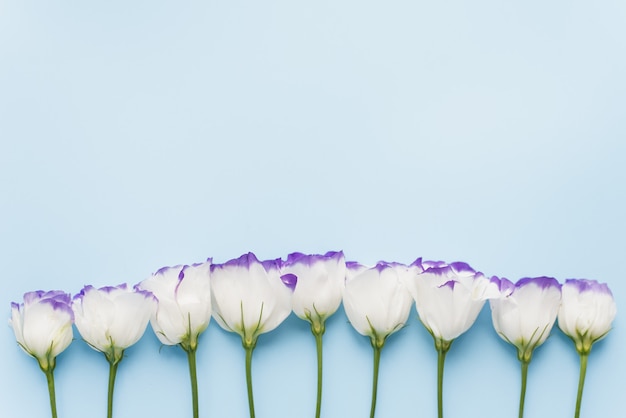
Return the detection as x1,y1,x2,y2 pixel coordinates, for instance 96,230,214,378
211,252,260,272
17,290,74,320
409,257,423,269
564,278,613,295
346,261,365,270
285,252,307,264
135,288,156,301
24,290,68,305
100,283,128,293
45,299,74,320
449,261,476,274
492,276,515,294
372,261,407,272
516,276,561,291
154,265,182,276
73,283,137,302
284,250,344,266
73,285,94,301
421,260,447,270
261,257,282,271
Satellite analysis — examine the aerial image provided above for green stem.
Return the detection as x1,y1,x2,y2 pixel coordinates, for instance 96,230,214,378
245,345,256,418
187,348,199,418
519,360,529,418
574,353,589,418
313,327,324,418
44,368,58,418
436,342,451,418
107,358,121,418
370,345,382,418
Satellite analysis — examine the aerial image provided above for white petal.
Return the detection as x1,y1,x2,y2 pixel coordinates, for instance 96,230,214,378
286,257,345,320
343,266,412,340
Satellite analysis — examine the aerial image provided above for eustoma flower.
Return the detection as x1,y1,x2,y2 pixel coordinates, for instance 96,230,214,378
489,277,561,418
406,260,498,418
210,253,296,418
9,291,73,418
282,251,346,418
343,261,413,418
72,284,155,418
558,279,616,418
137,260,212,418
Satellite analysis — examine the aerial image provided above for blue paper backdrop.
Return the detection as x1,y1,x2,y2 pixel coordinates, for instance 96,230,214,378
1,1,624,417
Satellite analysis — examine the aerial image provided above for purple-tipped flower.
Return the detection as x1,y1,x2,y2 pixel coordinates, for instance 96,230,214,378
137,260,212,351
73,284,156,418
490,276,562,418
343,261,414,418
490,276,562,362
10,290,74,418
558,279,616,355
210,252,295,348
9,290,74,371
406,260,499,418
72,284,156,364
558,279,617,418
282,251,346,418
210,252,297,418
407,261,499,343
282,251,346,326
343,261,413,348
138,261,212,418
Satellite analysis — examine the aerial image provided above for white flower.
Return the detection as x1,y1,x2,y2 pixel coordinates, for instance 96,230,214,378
490,277,562,362
407,261,499,343
558,279,616,354
343,262,413,348
137,261,212,351
282,251,346,330
210,252,295,348
9,290,74,371
72,284,156,363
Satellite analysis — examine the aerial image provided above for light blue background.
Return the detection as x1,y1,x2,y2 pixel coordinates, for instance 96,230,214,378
1,1,624,417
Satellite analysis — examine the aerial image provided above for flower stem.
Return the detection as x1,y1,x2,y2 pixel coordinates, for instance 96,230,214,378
436,339,452,418
519,360,529,418
245,345,256,418
107,357,121,418
186,348,199,418
575,352,589,418
44,368,58,418
370,344,382,418
312,324,324,418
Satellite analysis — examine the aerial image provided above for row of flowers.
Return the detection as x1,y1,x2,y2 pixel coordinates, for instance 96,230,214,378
9,251,616,418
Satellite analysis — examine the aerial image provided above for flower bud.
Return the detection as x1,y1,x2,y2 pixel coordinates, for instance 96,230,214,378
72,284,155,364
9,290,74,371
558,279,616,354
